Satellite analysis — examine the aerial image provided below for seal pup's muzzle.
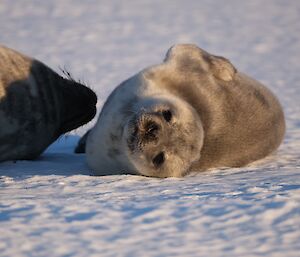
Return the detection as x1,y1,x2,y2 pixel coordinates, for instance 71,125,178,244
127,109,174,169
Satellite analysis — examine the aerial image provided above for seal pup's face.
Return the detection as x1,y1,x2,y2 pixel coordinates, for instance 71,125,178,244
123,96,204,178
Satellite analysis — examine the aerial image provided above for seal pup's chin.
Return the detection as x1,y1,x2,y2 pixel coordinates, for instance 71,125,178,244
123,97,204,178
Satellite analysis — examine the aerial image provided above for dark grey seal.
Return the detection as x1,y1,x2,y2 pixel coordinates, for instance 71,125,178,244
0,45,97,162
77,44,285,178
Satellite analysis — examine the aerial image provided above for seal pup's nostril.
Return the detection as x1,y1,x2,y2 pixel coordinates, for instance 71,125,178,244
143,121,160,141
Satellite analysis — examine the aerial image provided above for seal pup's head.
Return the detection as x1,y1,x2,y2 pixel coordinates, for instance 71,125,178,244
122,95,204,178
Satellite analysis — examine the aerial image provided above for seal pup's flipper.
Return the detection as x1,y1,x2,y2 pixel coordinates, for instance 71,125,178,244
164,44,237,81
74,130,91,153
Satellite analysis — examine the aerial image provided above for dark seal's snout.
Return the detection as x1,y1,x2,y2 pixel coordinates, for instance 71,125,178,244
59,80,97,134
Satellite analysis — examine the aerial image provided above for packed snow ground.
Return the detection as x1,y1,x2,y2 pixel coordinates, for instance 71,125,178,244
0,0,300,256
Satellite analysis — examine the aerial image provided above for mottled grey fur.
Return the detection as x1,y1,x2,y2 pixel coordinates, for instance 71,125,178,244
0,45,97,162
78,44,285,177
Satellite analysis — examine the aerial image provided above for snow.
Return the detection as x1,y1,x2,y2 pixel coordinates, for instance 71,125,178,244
0,0,300,256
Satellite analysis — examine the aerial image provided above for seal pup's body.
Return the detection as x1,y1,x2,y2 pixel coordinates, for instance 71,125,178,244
0,45,97,162
84,44,285,177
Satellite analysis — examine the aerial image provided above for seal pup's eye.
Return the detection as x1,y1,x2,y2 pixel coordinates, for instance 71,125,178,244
162,110,172,122
152,152,165,167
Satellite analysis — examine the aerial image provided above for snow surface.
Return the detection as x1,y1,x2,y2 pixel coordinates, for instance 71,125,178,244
0,0,300,256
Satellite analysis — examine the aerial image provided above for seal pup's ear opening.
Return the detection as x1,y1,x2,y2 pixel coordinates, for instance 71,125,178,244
164,44,237,81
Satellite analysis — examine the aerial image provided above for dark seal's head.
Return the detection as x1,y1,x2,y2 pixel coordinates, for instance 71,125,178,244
123,96,204,178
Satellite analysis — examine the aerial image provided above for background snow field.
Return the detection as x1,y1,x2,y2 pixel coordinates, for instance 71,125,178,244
1,0,300,256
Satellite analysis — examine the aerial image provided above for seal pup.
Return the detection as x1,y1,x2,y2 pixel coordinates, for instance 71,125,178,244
0,45,97,162
82,44,285,178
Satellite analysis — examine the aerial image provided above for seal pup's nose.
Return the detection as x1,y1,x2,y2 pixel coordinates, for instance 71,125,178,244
141,120,160,142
